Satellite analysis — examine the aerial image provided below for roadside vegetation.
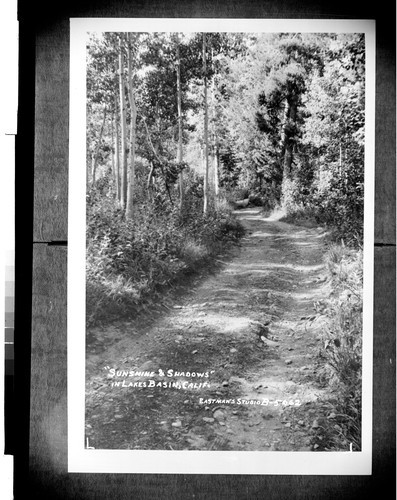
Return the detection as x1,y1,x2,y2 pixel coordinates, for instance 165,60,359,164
87,171,243,326
309,243,363,450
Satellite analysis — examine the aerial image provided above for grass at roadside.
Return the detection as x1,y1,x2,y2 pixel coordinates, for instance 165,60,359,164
86,194,244,327
313,243,363,450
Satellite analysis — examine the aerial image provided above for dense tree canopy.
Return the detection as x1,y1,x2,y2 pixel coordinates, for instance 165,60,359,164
87,31,365,243
88,30,365,248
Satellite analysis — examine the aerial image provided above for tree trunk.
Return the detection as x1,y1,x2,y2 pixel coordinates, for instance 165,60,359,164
118,34,128,210
280,98,289,172
114,93,121,201
214,147,219,197
91,106,107,185
210,61,218,198
339,142,343,178
175,33,184,212
126,33,137,220
141,116,173,206
202,33,209,215
147,161,155,199
282,94,298,179
111,110,115,180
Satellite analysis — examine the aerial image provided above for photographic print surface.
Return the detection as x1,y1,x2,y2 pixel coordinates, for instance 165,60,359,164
68,18,375,474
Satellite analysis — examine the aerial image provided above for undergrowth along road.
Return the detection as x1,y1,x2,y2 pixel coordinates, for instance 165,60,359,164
86,208,338,452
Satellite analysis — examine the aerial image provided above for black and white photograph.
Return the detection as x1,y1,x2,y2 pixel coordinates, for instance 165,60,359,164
68,18,375,475
5,0,393,496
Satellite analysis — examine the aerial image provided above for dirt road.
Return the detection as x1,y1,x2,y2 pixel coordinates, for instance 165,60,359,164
86,208,330,451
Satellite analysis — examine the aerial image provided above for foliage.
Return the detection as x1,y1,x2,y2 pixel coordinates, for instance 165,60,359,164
86,173,244,325
281,34,365,245
312,243,363,450
87,32,366,245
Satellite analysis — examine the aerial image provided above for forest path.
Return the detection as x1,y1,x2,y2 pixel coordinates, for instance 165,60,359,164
86,208,330,451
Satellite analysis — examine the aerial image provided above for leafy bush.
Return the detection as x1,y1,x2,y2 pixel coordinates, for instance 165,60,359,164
314,243,363,450
86,183,244,326
281,152,364,247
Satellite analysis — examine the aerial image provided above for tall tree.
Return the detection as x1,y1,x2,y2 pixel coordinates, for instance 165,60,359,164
110,110,115,180
210,45,219,197
114,93,121,201
202,33,209,214
91,105,107,185
126,32,137,219
118,34,128,209
175,33,184,210
87,33,120,189
282,92,299,180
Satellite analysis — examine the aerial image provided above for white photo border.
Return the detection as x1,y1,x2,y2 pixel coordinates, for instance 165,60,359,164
68,18,375,475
